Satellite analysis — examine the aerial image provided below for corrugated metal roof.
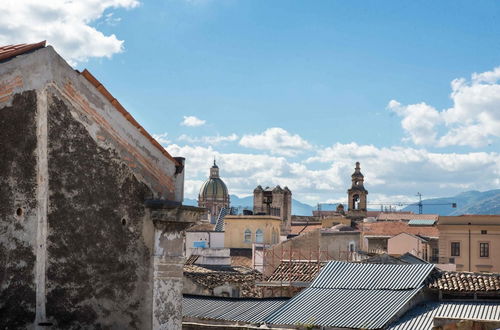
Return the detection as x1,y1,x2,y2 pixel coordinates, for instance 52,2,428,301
264,261,435,329
183,295,288,324
388,301,500,330
408,219,436,226
310,261,434,290
265,287,421,329
214,207,227,232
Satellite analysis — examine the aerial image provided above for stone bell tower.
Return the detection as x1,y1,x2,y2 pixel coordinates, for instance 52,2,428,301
347,162,368,221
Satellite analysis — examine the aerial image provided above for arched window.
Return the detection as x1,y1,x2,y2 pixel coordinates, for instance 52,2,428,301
272,229,278,244
255,229,264,243
353,194,360,210
244,229,252,243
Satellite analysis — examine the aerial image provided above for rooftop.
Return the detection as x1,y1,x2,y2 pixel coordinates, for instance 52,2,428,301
0,41,179,167
428,271,500,292
264,261,435,329
389,301,500,330
0,41,46,62
360,221,438,238
377,212,439,221
438,215,500,226
183,295,288,325
184,264,262,298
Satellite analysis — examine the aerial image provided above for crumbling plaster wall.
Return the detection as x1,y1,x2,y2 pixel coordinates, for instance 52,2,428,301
0,91,38,328
0,46,186,329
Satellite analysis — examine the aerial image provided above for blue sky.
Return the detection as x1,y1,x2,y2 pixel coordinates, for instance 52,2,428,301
2,0,499,206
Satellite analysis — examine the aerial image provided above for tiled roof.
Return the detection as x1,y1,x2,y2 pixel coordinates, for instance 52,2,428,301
290,223,322,235
183,295,288,324
186,223,215,232
0,41,46,62
388,301,500,330
266,260,325,283
184,264,262,298
361,221,438,238
377,212,438,221
427,271,500,292
79,70,179,166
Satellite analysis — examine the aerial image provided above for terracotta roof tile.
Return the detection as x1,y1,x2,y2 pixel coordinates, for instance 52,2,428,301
79,69,179,166
0,41,46,62
0,42,178,167
290,224,322,235
266,260,325,283
428,271,500,292
184,264,262,297
361,221,438,238
377,212,439,221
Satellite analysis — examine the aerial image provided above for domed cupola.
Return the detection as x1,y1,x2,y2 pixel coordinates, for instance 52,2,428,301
198,160,230,223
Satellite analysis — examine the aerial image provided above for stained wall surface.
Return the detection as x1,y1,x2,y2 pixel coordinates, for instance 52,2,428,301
0,46,184,329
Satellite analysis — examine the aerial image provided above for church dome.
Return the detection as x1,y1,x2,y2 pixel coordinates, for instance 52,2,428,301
199,177,228,200
198,161,229,200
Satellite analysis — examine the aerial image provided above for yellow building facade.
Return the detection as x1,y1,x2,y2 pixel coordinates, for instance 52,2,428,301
438,215,500,273
224,215,281,249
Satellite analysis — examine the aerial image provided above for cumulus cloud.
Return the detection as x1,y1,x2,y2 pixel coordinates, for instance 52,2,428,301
181,116,206,127
239,127,312,156
166,142,500,206
178,133,238,145
390,66,500,147
388,100,441,145
0,0,140,65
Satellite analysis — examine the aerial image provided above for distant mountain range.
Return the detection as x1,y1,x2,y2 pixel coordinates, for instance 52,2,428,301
184,189,500,216
401,189,500,216
183,194,315,216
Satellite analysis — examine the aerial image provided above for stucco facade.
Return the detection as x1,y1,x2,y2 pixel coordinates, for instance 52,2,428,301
224,215,281,249
0,43,202,329
388,232,430,260
438,215,500,273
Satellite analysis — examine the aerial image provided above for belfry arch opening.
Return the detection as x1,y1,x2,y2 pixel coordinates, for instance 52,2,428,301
352,194,360,210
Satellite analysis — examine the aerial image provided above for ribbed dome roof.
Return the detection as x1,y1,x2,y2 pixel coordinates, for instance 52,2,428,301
199,160,229,200
199,178,228,200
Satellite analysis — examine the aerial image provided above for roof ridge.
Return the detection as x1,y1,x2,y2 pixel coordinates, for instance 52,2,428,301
79,69,179,166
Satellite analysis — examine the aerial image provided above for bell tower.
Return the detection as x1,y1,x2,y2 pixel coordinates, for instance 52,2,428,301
347,162,368,220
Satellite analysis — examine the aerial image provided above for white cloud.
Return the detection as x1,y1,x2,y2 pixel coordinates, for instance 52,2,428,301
152,133,171,146
239,127,312,156
178,133,238,145
181,116,206,127
166,142,500,207
390,66,500,147
388,100,441,145
0,0,140,65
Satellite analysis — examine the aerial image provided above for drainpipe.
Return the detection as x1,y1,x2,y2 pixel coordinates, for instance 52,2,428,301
468,222,471,272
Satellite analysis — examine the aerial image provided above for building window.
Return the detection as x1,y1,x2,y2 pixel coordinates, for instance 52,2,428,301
244,229,252,243
480,243,489,258
255,229,264,243
451,242,460,257
272,229,278,244
481,230,487,235
348,242,355,252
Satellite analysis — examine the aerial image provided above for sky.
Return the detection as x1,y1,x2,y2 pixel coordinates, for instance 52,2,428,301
1,0,499,206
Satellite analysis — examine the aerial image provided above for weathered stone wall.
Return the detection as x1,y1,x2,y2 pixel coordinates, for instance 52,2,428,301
45,90,155,328
0,91,38,328
0,46,190,329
